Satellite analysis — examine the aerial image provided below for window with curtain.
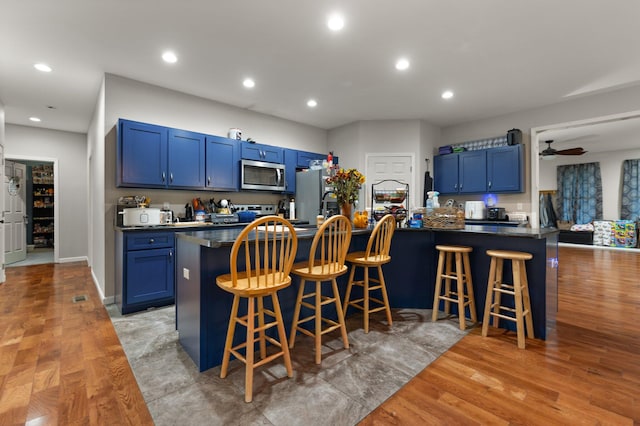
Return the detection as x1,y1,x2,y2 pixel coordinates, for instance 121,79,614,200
556,162,603,224
621,159,639,221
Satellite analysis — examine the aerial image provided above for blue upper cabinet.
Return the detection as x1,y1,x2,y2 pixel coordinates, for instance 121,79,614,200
168,128,206,188
459,150,487,193
434,152,487,194
118,120,168,187
433,154,460,194
117,119,205,189
434,145,524,195
241,142,284,164
487,144,524,192
205,135,239,191
283,148,297,194
296,150,325,169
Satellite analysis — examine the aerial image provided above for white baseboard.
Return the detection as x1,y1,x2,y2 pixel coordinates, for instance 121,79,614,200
58,255,89,263
90,268,114,304
558,242,639,252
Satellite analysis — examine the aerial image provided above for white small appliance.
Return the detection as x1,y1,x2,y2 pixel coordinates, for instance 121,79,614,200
122,207,162,226
464,201,486,220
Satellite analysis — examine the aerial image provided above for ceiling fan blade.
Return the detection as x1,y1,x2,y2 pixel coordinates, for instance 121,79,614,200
556,147,587,155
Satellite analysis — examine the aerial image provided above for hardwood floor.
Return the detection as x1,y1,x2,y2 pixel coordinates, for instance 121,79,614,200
0,246,638,424
360,245,640,425
0,262,153,425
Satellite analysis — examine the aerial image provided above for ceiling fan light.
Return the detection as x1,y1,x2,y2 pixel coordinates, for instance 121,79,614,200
541,154,556,160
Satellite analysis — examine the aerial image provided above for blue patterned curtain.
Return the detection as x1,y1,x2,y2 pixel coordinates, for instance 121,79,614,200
556,162,603,224
621,159,639,220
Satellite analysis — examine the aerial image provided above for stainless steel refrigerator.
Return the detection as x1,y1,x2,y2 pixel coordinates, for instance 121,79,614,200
295,169,338,224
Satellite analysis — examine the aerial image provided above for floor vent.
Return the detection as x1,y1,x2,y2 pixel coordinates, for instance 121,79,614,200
72,295,88,303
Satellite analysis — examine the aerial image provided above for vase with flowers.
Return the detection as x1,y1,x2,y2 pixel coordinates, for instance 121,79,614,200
325,168,365,220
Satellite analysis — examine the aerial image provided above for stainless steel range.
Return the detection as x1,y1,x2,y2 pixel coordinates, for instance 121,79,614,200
234,204,277,217
209,213,239,224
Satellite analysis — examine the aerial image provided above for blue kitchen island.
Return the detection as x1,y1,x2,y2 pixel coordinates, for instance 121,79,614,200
175,224,558,372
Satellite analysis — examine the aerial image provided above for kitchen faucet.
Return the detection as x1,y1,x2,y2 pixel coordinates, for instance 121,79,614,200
321,190,336,218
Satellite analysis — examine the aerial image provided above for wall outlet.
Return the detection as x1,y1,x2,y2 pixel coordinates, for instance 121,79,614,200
183,268,190,280
516,203,523,210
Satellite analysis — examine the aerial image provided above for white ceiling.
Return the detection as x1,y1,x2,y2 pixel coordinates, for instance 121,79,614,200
2,0,640,137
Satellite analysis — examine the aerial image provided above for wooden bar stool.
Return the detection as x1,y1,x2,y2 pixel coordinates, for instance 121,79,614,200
343,214,396,333
481,249,534,349
431,245,477,330
215,216,298,402
289,215,352,365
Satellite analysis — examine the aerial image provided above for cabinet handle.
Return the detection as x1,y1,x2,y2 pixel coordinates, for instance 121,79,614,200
488,181,492,188
170,173,174,183
149,238,155,244
169,250,173,260
162,172,166,182
207,176,211,185
454,183,458,189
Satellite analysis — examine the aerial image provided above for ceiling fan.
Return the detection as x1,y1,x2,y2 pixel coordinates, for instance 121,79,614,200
540,140,587,159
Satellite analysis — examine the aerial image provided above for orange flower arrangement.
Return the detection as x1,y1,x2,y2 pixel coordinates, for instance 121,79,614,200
326,168,365,206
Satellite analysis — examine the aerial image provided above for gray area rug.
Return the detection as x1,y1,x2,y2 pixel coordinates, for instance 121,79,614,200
108,305,468,426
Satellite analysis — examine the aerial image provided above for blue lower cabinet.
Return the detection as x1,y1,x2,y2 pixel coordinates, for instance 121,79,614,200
125,247,174,305
116,231,175,314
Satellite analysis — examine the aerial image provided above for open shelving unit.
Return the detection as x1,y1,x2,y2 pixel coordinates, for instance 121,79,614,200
32,165,54,248
371,179,409,227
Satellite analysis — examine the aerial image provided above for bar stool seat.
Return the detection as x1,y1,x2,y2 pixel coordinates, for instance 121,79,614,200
431,245,477,330
481,249,534,349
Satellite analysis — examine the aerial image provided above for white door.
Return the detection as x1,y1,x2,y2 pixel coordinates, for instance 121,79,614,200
0,146,4,282
4,161,27,264
366,154,414,209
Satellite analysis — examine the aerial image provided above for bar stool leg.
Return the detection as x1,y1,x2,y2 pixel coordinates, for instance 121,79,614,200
257,297,267,359
377,265,393,327
363,267,370,333
512,260,526,349
331,278,349,349
462,252,477,324
492,258,504,328
431,250,446,322
520,260,535,339
245,296,255,403
455,252,466,330
443,252,453,316
289,279,306,348
481,256,495,338
271,293,293,377
315,281,322,365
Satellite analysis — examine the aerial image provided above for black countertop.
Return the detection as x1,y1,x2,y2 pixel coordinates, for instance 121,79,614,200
175,224,559,248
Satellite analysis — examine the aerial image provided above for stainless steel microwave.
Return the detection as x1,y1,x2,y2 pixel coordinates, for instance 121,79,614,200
240,159,286,191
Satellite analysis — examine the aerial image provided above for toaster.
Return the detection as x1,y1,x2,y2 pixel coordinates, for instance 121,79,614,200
487,207,507,221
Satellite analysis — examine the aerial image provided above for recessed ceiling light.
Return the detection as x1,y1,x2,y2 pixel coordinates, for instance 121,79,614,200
441,90,454,99
34,63,52,72
395,58,410,71
162,51,177,63
307,99,318,108
29,117,42,122
327,14,345,31
243,78,255,88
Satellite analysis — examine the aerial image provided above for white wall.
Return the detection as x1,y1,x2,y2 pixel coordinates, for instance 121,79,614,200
94,74,329,300
539,147,640,220
328,119,441,211
88,79,106,299
0,98,5,282
4,124,89,261
440,84,640,219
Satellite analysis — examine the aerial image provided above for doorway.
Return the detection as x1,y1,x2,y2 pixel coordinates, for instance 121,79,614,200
530,110,640,229
365,154,415,211
5,159,56,267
